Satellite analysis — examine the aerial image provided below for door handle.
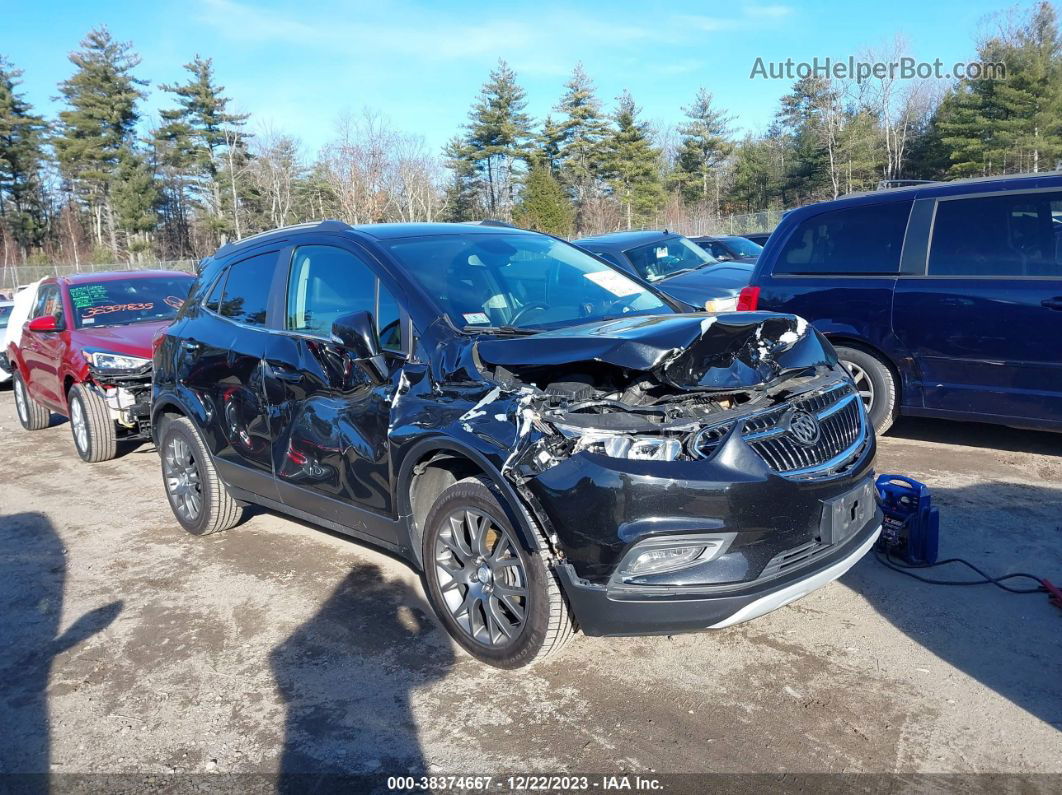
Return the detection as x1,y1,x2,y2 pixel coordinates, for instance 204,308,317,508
1041,297,1062,311
267,364,303,383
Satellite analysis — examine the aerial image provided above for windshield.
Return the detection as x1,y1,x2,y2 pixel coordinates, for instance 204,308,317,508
624,237,716,281
384,233,672,331
69,275,194,329
0,304,11,330
722,237,763,258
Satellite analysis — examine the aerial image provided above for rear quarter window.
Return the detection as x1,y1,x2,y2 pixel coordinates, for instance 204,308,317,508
773,201,912,275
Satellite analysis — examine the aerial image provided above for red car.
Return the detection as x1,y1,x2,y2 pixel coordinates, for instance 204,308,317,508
8,270,195,462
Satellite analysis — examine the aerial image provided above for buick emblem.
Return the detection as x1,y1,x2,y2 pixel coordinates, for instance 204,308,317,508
788,410,821,447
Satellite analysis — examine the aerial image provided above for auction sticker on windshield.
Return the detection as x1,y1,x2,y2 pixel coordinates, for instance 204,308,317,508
583,270,642,296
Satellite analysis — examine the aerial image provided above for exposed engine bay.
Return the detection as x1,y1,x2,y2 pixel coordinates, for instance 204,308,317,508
460,312,855,475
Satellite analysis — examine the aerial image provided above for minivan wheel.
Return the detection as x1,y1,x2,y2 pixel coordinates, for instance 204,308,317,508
68,384,118,463
835,345,897,435
13,373,50,431
422,476,575,668
160,416,241,535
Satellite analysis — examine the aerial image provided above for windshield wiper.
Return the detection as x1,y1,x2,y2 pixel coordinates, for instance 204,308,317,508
462,325,541,336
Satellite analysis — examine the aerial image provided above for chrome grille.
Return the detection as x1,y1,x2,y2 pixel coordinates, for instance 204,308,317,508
743,383,865,477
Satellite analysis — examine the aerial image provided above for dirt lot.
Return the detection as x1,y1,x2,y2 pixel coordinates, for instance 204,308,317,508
0,390,1059,779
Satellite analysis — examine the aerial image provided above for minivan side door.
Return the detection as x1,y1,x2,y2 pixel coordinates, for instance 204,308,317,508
262,241,408,543
892,189,1062,427
178,249,280,496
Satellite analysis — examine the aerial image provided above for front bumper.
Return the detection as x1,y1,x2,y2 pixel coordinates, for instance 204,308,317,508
556,513,880,636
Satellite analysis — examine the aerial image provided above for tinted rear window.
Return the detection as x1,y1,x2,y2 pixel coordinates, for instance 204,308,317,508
929,191,1062,277
774,201,911,275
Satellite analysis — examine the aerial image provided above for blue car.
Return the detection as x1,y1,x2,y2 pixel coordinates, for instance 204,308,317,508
738,173,1062,434
574,230,754,312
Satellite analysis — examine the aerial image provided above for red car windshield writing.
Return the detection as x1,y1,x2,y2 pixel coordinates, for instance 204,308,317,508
70,276,193,329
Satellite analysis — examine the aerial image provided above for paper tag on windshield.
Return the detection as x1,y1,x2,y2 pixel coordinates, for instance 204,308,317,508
463,312,490,325
583,270,642,297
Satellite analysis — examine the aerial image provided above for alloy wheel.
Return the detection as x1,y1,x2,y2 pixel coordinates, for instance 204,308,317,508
841,359,875,413
163,435,203,522
434,508,528,648
14,378,28,423
71,397,89,453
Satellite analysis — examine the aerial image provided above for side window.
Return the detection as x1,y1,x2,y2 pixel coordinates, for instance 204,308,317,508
929,191,1062,277
204,270,228,311
774,201,912,275
376,282,403,352
286,245,404,349
32,286,62,322
218,251,276,326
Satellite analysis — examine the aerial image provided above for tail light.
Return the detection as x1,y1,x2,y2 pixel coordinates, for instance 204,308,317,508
736,286,760,311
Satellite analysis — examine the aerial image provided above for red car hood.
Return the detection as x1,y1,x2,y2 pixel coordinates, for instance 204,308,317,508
71,320,171,359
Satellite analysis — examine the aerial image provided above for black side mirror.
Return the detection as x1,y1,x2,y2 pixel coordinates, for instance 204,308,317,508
331,310,387,382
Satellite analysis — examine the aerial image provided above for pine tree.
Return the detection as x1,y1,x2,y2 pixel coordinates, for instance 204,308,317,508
0,56,48,259
932,2,1062,176
53,27,148,257
513,158,574,236
554,64,610,207
458,59,533,219
602,91,664,229
111,146,158,260
158,55,249,242
673,88,733,205
538,115,564,175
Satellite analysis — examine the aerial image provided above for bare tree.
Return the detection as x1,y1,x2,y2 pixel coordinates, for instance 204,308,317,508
250,128,304,229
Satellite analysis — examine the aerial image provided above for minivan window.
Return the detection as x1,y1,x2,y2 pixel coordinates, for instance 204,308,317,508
775,201,912,275
218,251,276,326
929,191,1062,277
286,245,403,349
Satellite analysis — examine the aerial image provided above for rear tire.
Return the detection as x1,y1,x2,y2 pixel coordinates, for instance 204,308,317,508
159,416,241,536
421,476,575,668
836,345,897,435
13,372,50,431
68,384,118,463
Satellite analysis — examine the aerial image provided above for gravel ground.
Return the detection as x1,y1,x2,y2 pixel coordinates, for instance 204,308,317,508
0,390,1059,778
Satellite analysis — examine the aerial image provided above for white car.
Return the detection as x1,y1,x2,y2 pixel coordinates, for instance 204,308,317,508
0,300,14,383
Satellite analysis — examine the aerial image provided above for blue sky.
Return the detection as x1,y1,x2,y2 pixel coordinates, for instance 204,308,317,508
4,0,1004,157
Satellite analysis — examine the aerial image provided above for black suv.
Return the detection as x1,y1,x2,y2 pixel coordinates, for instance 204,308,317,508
152,221,881,668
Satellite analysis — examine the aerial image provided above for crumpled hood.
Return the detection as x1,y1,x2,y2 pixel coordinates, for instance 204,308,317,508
475,311,836,391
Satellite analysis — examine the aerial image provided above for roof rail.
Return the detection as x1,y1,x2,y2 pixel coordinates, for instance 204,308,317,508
215,219,353,256
463,219,516,228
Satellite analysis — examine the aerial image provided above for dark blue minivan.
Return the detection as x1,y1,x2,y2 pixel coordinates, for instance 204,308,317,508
739,173,1062,434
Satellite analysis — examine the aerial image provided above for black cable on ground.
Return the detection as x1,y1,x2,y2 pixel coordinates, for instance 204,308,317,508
874,547,1047,594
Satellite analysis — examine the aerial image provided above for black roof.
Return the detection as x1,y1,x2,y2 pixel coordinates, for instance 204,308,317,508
213,219,539,258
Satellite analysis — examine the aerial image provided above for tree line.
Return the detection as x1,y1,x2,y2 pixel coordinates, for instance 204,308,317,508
1,1,1060,266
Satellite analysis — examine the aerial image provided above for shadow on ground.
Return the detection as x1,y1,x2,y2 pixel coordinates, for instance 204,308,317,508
0,512,122,774
885,416,1062,457
843,478,1062,730
270,561,454,783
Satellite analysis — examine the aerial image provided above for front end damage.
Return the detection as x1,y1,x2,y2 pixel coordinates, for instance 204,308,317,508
85,362,154,439
445,311,880,635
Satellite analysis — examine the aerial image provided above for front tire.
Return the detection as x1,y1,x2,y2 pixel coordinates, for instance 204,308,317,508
13,372,50,431
421,476,575,668
836,345,898,435
160,416,241,536
69,384,118,463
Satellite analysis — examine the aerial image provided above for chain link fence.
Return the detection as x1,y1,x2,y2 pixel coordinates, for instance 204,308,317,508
1,260,197,296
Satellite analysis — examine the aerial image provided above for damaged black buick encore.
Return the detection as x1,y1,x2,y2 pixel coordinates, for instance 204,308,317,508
151,220,881,668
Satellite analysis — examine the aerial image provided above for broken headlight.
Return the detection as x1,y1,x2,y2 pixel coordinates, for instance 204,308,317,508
85,350,151,371
553,424,684,461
